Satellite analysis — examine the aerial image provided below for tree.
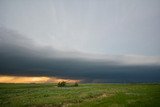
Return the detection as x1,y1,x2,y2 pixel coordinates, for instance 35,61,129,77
74,82,78,87
57,81,66,87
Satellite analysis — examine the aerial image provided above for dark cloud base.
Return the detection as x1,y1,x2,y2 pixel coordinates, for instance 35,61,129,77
1,57,160,83
0,27,160,83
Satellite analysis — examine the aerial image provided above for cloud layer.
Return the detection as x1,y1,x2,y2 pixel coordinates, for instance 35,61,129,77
0,27,160,83
1,0,160,55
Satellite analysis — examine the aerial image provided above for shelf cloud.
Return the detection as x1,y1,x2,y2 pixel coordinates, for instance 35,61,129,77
0,27,160,83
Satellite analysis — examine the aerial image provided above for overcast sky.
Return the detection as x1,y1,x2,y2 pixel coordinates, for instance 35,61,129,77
0,0,160,83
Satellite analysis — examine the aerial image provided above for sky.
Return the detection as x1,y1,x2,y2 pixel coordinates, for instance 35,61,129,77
0,0,160,83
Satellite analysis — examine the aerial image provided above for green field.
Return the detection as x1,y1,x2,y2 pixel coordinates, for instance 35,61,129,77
0,83,160,107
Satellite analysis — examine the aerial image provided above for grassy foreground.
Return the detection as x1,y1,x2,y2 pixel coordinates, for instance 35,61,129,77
0,83,160,107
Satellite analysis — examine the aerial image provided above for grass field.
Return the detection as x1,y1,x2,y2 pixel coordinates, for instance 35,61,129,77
0,83,160,107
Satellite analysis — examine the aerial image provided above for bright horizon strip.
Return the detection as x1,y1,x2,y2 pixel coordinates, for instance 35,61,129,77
0,75,80,83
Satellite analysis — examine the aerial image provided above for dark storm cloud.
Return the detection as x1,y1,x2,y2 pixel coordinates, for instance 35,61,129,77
0,27,160,83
